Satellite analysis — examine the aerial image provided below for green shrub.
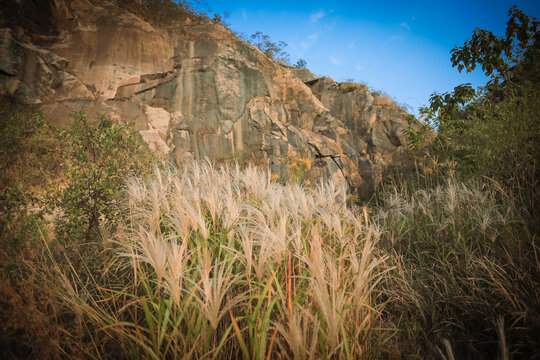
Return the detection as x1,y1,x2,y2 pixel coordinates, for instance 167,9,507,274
55,112,153,244
416,7,540,226
0,107,62,254
0,107,62,190
374,8,539,358
293,58,307,69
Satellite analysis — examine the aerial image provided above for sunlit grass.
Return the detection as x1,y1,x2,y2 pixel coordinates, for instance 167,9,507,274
43,160,388,359
12,160,538,359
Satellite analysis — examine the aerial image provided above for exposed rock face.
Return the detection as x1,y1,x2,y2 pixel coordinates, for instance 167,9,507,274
305,77,415,195
290,67,319,83
0,0,416,197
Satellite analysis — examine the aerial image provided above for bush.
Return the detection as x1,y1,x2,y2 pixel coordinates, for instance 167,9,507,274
249,31,291,64
0,107,62,254
0,107,91,359
371,8,539,358
0,107,62,191
115,0,211,25
56,112,153,244
293,58,307,69
417,7,539,227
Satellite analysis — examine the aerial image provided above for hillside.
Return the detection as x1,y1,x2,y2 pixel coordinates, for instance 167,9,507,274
0,0,418,197
1,2,538,359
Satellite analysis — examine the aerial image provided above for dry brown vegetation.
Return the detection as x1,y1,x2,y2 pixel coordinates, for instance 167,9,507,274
371,94,396,107
3,151,537,359
1,4,539,353
0,107,537,359
374,178,539,358
40,161,388,359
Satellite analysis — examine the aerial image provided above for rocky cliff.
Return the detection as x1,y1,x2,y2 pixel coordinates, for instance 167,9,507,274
0,0,416,197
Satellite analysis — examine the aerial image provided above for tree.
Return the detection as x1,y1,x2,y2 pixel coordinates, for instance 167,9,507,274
392,10,540,358
249,31,290,64
419,6,539,220
293,58,307,69
56,112,153,243
450,6,539,85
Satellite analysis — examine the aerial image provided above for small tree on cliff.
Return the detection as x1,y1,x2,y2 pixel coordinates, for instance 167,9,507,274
293,58,307,69
249,31,290,64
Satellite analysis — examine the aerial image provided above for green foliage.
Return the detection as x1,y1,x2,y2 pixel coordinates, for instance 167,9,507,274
377,9,540,357
0,188,46,254
418,7,539,224
420,84,476,128
249,31,290,64
293,58,307,69
451,6,539,82
402,115,430,151
56,112,153,243
0,107,62,190
0,107,61,253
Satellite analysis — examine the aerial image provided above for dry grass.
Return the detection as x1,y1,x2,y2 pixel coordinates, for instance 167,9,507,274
374,178,540,359
4,152,538,359
41,160,388,359
372,95,396,107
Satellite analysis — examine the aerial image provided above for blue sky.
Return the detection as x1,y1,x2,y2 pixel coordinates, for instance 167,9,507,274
204,1,539,115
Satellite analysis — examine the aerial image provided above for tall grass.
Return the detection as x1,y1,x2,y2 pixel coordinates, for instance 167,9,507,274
42,160,387,359
374,178,540,359
13,151,538,358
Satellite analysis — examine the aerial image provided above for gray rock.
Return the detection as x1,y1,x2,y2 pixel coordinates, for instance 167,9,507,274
0,0,422,197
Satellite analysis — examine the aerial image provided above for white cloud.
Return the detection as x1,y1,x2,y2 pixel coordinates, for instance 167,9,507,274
292,32,319,56
329,55,341,66
241,9,247,19
389,22,411,42
308,33,319,41
310,10,325,23
398,22,410,31
355,64,363,71
299,41,310,49
347,41,355,48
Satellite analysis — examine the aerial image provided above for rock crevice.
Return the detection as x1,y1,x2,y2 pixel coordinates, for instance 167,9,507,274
0,0,420,196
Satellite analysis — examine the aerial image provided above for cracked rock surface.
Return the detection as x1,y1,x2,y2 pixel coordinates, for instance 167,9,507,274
0,0,420,197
